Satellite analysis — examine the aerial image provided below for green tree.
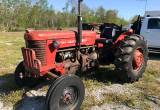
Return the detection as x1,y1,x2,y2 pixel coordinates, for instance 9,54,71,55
130,15,139,23
105,10,118,23
96,6,106,23
0,0,129,31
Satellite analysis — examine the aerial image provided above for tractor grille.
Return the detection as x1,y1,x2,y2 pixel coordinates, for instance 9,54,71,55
27,40,47,66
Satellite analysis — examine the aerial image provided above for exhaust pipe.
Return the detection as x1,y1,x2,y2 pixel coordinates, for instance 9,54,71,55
77,0,83,48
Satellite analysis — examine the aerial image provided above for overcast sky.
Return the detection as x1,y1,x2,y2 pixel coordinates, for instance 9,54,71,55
49,0,160,20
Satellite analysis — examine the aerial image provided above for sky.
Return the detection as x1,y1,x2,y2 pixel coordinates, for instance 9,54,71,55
49,0,160,20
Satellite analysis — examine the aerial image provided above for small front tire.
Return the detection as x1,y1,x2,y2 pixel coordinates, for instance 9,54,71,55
14,61,39,88
15,62,25,87
46,74,85,110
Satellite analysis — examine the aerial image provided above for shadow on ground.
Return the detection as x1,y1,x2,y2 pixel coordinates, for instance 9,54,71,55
0,73,49,110
0,67,123,110
0,73,21,94
0,73,52,94
0,65,126,100
78,65,124,84
0,65,150,110
13,66,122,110
15,96,46,110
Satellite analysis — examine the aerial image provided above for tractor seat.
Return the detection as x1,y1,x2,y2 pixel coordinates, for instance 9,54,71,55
101,27,121,41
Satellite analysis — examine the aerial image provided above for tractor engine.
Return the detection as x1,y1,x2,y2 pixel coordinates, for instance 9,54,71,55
56,47,98,74
22,29,98,77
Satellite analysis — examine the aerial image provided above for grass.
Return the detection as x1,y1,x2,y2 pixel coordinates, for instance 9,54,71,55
0,32,25,107
0,32,24,75
0,32,160,110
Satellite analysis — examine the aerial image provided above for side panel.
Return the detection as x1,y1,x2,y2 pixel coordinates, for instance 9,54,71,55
141,18,160,48
57,35,96,48
39,40,57,75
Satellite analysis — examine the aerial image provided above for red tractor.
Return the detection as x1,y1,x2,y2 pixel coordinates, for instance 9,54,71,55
14,0,148,110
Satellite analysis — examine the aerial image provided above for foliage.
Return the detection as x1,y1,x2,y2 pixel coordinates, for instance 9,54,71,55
0,0,129,31
130,15,140,23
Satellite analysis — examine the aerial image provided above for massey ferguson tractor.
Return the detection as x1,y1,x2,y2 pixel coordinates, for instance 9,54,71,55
14,0,148,110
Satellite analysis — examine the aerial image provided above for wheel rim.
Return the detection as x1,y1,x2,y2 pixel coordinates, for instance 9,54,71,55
18,72,24,79
59,86,78,109
132,48,144,71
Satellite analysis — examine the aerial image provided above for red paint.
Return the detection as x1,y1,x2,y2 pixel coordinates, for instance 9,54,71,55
25,30,96,47
133,48,144,71
23,30,97,76
115,30,133,44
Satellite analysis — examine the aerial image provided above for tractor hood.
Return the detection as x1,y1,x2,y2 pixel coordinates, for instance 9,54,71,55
24,30,96,41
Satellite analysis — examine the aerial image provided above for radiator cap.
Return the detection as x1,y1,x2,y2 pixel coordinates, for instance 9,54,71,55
25,28,34,33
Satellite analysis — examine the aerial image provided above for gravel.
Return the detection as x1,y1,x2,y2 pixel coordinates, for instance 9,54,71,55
0,101,13,110
0,81,159,110
91,103,139,110
0,101,3,109
86,84,140,101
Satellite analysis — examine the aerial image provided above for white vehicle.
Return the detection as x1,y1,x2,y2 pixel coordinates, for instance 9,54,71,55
141,17,160,50
131,12,160,53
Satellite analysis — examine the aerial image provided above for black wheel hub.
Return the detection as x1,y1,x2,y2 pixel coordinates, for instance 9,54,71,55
19,72,24,79
59,87,77,108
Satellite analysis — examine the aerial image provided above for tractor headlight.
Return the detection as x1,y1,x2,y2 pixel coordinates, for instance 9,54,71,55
53,41,60,49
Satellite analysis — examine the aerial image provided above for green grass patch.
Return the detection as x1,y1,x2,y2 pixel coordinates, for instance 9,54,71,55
2,90,24,106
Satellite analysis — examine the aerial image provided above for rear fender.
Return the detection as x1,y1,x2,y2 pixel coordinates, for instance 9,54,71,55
115,30,133,44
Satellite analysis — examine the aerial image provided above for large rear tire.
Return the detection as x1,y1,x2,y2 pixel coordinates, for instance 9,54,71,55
114,34,148,82
46,74,85,110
